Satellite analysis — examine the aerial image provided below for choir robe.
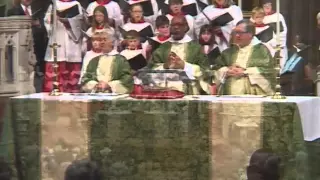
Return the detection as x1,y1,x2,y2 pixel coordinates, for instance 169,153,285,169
86,0,122,27
195,5,243,51
81,51,134,93
148,35,211,94
120,22,154,43
214,40,276,95
166,14,195,39
79,50,102,83
159,0,200,17
126,0,159,27
255,25,277,57
43,0,85,92
263,12,288,67
142,35,170,52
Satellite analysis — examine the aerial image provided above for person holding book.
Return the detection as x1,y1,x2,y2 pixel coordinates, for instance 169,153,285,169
120,30,148,73
43,0,85,92
159,0,200,17
148,15,212,95
86,0,122,28
165,0,195,39
250,7,276,57
79,32,103,84
82,5,117,52
120,3,154,46
81,31,133,93
7,0,49,92
195,0,243,51
261,0,288,68
144,15,171,58
125,0,159,27
214,20,276,95
198,24,221,65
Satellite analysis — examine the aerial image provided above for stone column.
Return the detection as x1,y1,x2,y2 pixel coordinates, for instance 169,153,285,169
0,16,36,96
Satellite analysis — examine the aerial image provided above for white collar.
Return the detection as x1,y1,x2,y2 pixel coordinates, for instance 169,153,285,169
169,35,192,43
105,49,118,56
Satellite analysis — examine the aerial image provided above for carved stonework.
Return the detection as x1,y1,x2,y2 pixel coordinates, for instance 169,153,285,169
0,16,35,95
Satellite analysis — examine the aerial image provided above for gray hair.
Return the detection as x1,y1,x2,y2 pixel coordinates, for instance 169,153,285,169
236,19,256,35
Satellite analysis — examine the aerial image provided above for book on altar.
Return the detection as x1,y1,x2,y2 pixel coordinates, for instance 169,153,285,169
211,12,233,27
127,0,154,16
256,26,274,42
57,5,80,18
268,22,284,33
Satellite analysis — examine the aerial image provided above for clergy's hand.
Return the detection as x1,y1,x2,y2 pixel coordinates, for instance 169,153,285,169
227,66,245,77
97,81,111,91
169,52,185,69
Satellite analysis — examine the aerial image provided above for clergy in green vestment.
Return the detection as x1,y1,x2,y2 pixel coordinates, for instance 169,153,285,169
81,32,134,93
215,19,276,95
148,15,212,95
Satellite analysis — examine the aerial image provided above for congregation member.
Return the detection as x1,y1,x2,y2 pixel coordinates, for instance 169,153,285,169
214,20,275,95
79,32,102,83
195,0,243,51
198,24,221,65
144,15,171,56
120,30,148,72
82,5,117,52
251,7,276,57
148,15,212,95
261,0,288,67
43,0,86,93
86,0,122,27
165,0,195,39
120,3,154,45
81,31,133,94
7,0,48,92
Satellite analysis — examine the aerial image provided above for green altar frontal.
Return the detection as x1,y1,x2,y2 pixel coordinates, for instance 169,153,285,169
6,94,315,180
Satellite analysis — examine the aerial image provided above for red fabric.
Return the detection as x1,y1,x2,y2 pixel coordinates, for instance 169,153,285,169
59,0,75,2
157,35,170,42
215,4,227,9
169,12,184,16
255,23,267,27
130,19,145,23
24,7,30,16
96,25,105,29
265,11,275,15
43,62,81,93
96,0,111,5
130,85,185,99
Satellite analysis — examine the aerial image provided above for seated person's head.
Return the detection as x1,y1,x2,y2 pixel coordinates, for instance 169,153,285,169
129,4,144,23
93,6,109,28
232,19,255,47
97,31,113,53
169,0,183,15
247,149,281,180
199,24,215,45
0,157,11,180
251,7,265,25
125,30,141,50
91,32,102,52
170,15,189,40
155,15,170,38
65,159,101,180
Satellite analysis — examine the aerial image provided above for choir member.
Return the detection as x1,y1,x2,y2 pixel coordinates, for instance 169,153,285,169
126,0,159,26
120,3,154,45
82,5,117,52
166,0,195,39
261,0,288,67
148,15,211,94
81,31,133,94
214,20,276,95
86,0,122,27
7,0,48,92
159,0,200,17
195,0,243,51
198,24,220,66
43,0,85,92
79,32,103,83
120,30,148,72
144,15,171,58
251,7,276,57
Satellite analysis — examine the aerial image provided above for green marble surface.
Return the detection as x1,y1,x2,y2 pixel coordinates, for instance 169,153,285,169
2,97,318,180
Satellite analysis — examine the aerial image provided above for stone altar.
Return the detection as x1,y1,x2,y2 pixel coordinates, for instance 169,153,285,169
0,16,36,96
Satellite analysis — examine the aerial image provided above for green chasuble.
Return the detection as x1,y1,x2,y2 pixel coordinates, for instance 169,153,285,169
148,37,211,95
215,42,276,95
81,54,134,93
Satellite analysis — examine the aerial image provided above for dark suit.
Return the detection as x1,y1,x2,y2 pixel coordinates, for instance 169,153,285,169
7,4,49,92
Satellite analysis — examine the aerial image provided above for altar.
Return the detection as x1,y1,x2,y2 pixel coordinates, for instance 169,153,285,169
3,93,320,180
